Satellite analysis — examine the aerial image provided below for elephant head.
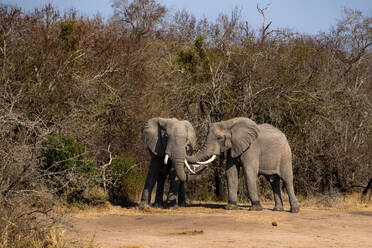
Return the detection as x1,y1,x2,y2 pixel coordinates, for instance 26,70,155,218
142,117,201,182
187,118,259,164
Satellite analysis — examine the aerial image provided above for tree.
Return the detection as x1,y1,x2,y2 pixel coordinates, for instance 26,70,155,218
111,0,167,39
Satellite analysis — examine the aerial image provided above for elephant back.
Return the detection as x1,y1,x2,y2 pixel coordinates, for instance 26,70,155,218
257,123,290,151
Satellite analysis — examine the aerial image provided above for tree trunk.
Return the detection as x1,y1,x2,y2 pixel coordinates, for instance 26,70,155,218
362,178,372,200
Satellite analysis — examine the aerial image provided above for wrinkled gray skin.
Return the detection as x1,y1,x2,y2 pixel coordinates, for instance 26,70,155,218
140,117,199,208
187,117,299,213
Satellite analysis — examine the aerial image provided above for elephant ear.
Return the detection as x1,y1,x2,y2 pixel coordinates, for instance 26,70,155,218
142,118,167,157
230,121,259,158
183,120,197,149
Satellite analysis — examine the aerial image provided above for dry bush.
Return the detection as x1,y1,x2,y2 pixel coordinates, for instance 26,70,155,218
162,7,371,197
0,3,163,246
0,85,60,247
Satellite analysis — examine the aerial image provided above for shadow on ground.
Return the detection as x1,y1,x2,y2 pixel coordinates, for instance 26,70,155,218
187,202,294,212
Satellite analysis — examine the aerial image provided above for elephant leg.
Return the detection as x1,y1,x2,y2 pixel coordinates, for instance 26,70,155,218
242,159,262,211
265,175,283,211
140,156,161,206
225,156,239,209
153,171,167,208
281,172,300,213
177,181,186,207
166,170,179,208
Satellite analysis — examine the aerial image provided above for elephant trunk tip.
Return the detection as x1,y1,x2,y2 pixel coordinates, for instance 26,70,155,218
174,161,187,182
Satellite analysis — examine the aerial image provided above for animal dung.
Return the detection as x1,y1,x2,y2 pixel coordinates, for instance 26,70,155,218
170,230,204,235
272,221,278,226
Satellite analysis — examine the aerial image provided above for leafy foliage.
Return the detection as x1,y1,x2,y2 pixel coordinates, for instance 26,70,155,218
40,135,99,203
59,20,77,50
108,155,145,205
41,135,91,173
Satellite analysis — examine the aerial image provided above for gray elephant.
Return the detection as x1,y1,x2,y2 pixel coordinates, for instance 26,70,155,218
140,117,202,208
187,117,299,213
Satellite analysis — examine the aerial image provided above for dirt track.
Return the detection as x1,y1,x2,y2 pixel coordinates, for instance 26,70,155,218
65,203,372,248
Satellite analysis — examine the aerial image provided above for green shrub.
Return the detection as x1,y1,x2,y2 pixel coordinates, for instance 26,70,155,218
40,135,100,203
59,20,77,51
82,187,109,203
41,135,89,172
67,187,109,207
108,155,145,206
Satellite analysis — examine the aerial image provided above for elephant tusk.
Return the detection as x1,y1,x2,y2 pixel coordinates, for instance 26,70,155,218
164,154,169,164
184,160,196,174
197,155,217,165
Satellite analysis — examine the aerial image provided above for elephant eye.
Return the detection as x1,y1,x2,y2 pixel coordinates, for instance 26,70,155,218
186,144,193,155
161,130,168,139
217,136,224,141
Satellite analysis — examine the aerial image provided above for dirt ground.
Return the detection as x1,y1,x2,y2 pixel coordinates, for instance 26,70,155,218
64,202,372,248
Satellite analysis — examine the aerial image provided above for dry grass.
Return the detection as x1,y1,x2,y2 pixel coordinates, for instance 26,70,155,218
298,192,372,211
67,201,282,229
0,226,89,248
68,192,372,221
45,227,99,248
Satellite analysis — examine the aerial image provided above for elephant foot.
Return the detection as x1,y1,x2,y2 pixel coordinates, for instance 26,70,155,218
273,206,284,211
224,203,239,210
290,206,300,213
249,202,263,211
166,199,177,209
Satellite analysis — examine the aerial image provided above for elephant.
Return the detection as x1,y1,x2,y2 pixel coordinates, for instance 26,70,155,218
186,117,300,213
140,117,203,208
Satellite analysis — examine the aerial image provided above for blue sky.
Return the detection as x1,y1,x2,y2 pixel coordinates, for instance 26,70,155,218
1,0,371,34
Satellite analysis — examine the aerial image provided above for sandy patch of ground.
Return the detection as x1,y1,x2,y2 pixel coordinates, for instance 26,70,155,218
64,202,372,248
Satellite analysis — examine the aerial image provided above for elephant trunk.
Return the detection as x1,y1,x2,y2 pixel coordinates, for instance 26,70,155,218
166,131,188,182
186,142,215,164
174,158,187,182
169,131,210,182
174,154,209,182
185,168,209,182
